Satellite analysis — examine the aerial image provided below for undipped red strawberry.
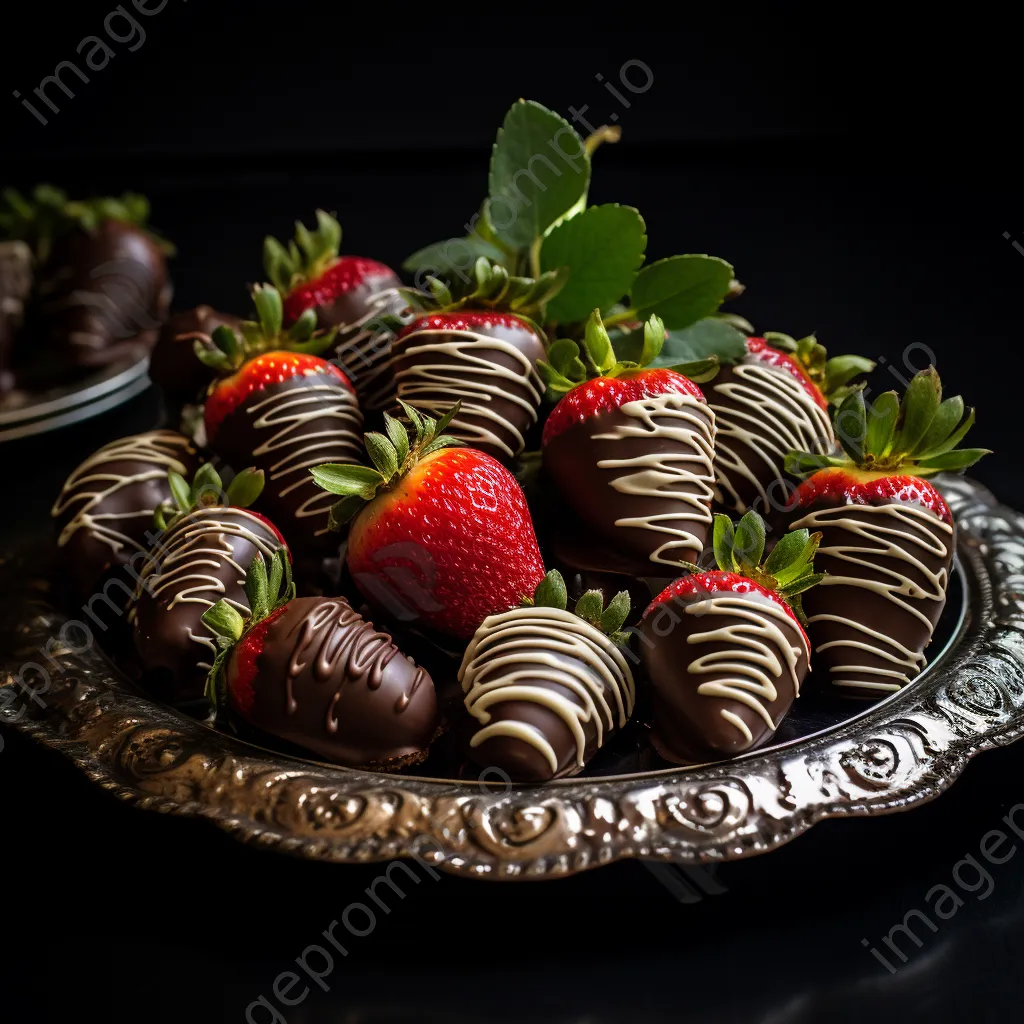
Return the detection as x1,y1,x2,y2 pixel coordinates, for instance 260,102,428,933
311,402,545,638
784,367,989,698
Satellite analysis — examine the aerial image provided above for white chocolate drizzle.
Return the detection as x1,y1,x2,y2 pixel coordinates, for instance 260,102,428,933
710,363,834,512
392,328,543,458
133,508,281,667
592,392,716,566
245,373,363,537
683,594,807,745
459,606,635,774
789,503,954,693
332,287,407,411
51,431,194,555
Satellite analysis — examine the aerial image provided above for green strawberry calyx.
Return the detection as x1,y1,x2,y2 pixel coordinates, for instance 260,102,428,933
537,308,720,399
761,331,875,405
153,464,265,532
526,569,632,647
200,547,294,712
263,209,342,294
310,401,464,530
192,283,337,374
784,367,991,478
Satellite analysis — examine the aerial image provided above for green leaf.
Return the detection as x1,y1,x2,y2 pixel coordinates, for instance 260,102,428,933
364,433,399,480
420,434,463,457
784,451,845,476
915,448,990,472
865,391,900,457
487,99,590,251
432,402,462,437
764,529,811,578
200,600,246,643
328,495,366,530
538,204,647,323
244,552,270,623
892,368,941,455
252,284,284,339
712,514,737,572
733,511,766,570
920,406,976,458
913,395,964,457
211,324,241,360
614,317,746,369
825,354,875,399
402,235,508,278
533,569,568,611
546,339,586,380
834,388,868,462
191,463,223,506
167,470,192,512
574,589,604,626
582,310,616,374
536,360,578,398
599,590,631,635
267,548,284,606
310,463,383,497
781,572,826,598
287,308,318,343
383,412,410,466
630,255,734,330
668,357,720,383
640,315,665,366
225,468,264,509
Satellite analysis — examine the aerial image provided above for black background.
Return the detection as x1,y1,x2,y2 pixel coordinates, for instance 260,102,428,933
2,4,1023,1022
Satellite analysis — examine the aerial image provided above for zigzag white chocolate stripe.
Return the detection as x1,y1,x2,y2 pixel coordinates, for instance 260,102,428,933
592,391,716,565
332,287,407,412
391,328,543,459
789,503,954,693
459,606,635,775
683,594,807,745
133,507,281,666
51,431,194,555
247,375,363,537
710,364,834,512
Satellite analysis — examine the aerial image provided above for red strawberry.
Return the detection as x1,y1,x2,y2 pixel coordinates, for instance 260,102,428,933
311,402,545,639
784,367,989,698
264,210,404,409
197,284,363,560
707,331,875,516
640,511,821,763
202,550,438,769
540,311,718,575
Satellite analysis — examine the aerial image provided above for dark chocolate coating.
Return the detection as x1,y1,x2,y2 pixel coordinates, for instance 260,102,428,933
51,431,199,607
388,317,545,462
0,240,32,396
458,607,635,782
150,305,241,404
641,588,808,762
132,506,284,702
789,499,954,699
708,359,834,519
208,368,363,562
29,220,170,380
235,596,438,768
543,399,715,575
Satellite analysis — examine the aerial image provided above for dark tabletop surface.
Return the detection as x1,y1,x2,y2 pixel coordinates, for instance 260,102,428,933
2,7,1022,1022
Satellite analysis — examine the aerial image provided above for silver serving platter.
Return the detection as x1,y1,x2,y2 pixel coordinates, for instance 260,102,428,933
2,475,1023,879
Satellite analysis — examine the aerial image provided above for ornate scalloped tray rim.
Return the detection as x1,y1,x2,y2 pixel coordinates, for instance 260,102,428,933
3,475,1024,880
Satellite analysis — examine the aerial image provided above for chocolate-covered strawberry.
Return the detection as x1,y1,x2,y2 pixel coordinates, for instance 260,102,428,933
150,305,242,408
541,312,718,576
708,332,874,516
52,430,199,605
199,284,362,562
785,368,988,698
311,402,546,639
459,569,636,782
641,511,821,763
264,209,404,410
203,549,438,769
2,185,172,383
131,464,286,703
0,239,31,396
387,260,565,460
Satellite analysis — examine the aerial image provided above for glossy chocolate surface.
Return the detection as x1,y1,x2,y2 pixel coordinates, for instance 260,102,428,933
150,305,241,404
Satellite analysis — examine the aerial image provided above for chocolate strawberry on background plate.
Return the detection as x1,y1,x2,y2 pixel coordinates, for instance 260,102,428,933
458,569,636,782
310,401,546,640
202,549,439,770
197,284,363,568
263,209,404,412
785,367,989,699
540,311,719,578
130,464,287,705
640,510,823,764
